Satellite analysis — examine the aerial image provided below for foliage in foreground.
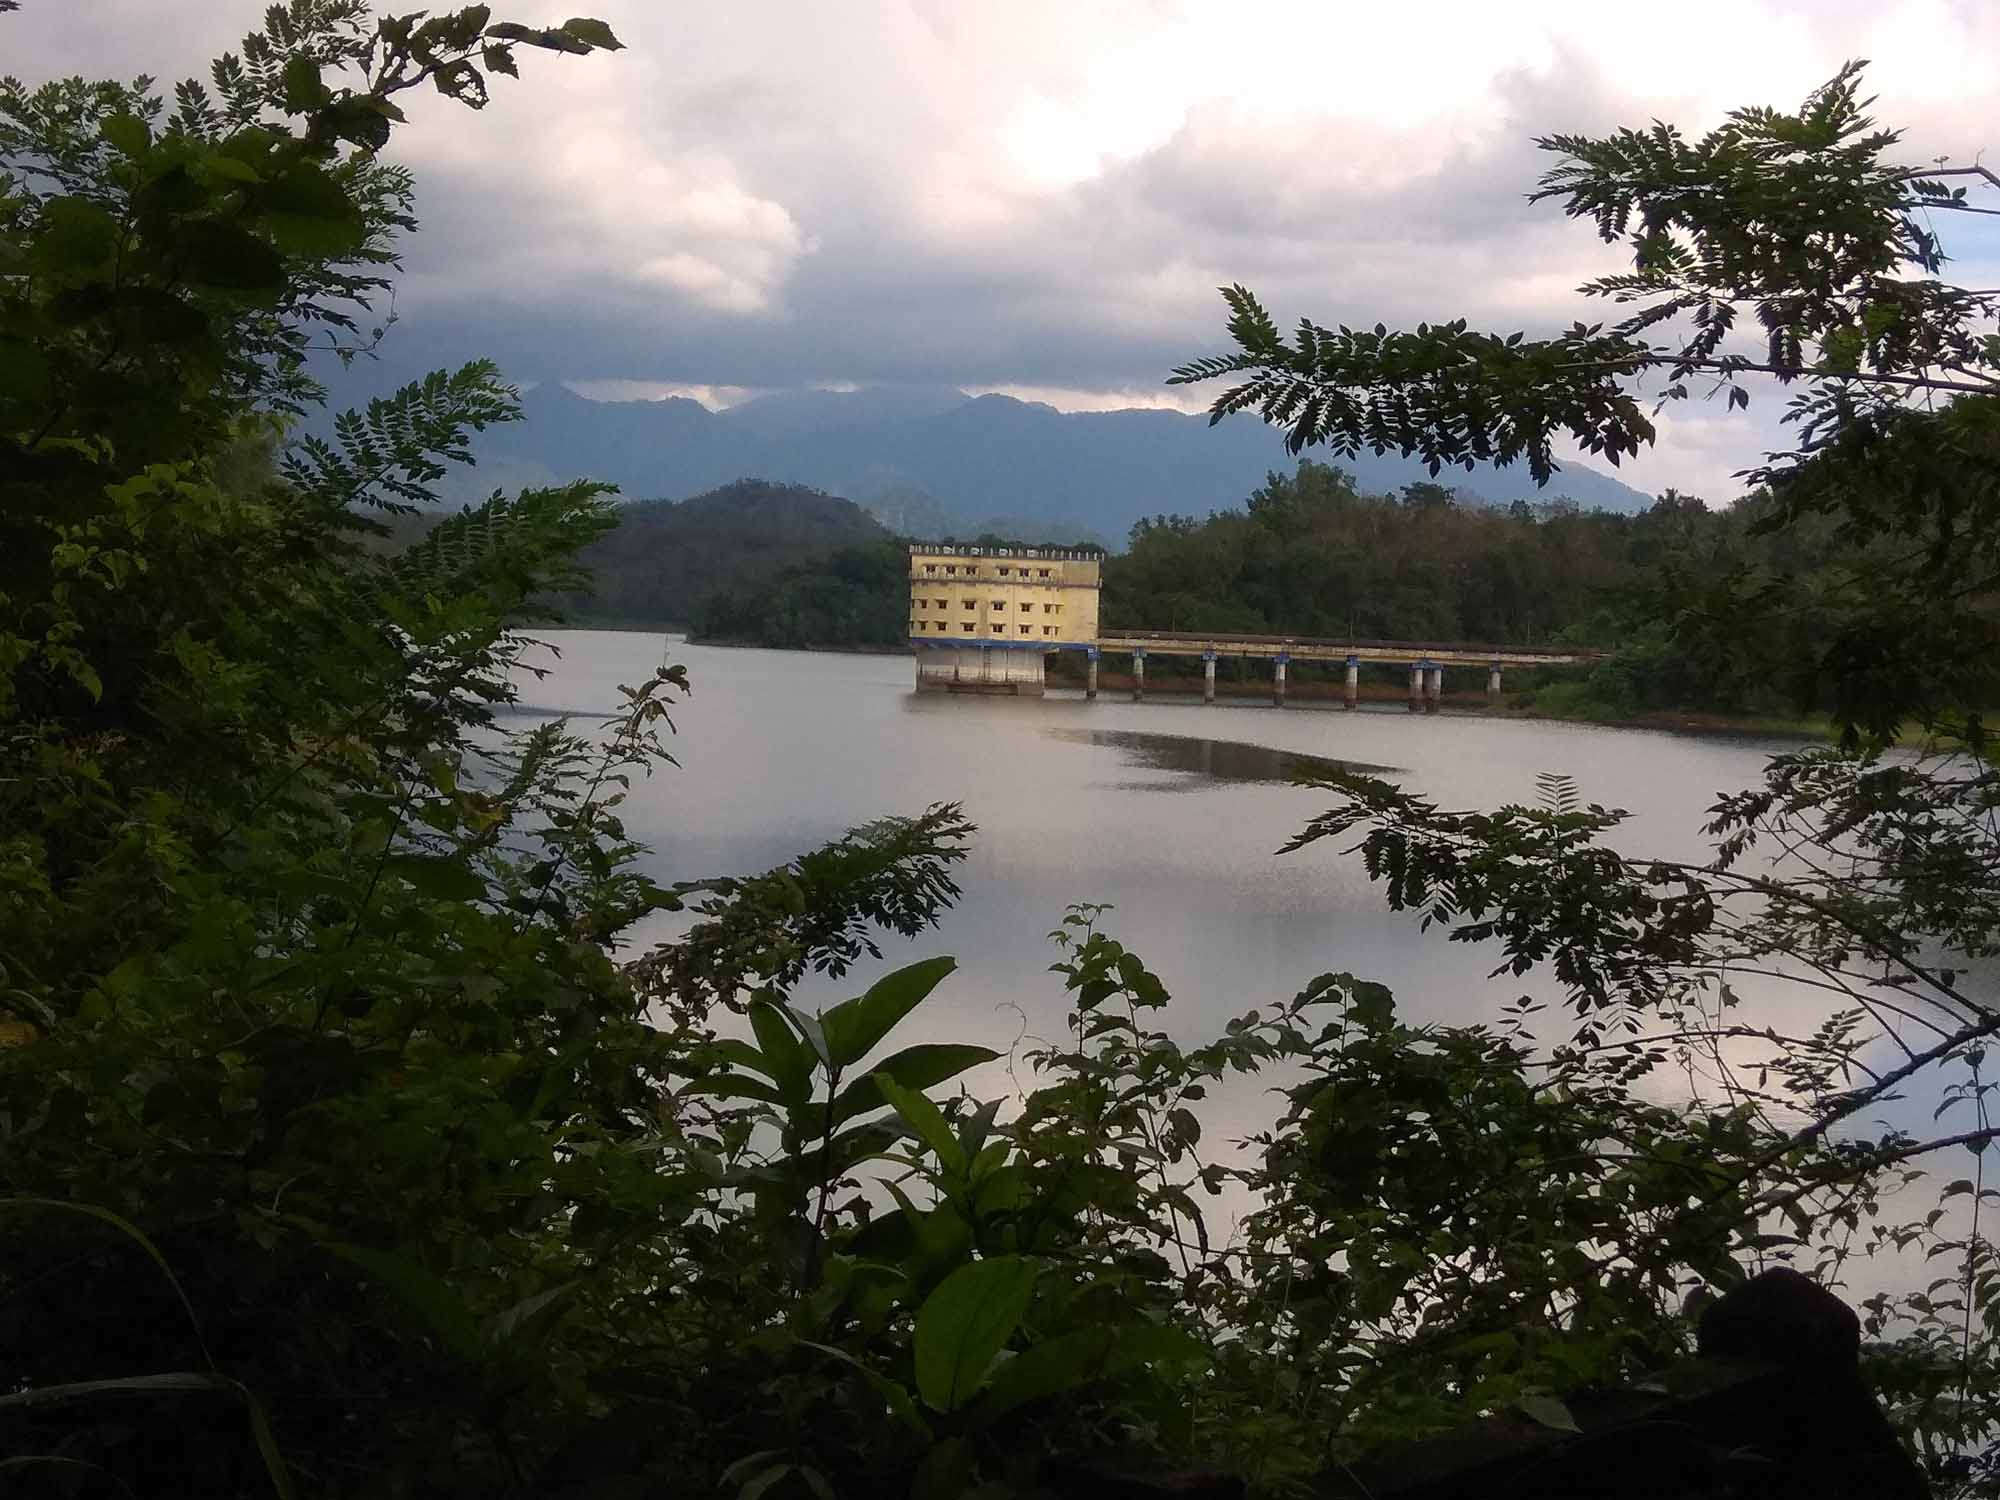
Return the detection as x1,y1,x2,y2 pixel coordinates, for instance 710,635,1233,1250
5,10,2000,1500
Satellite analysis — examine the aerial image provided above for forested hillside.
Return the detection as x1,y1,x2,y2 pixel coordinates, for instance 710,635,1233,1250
551,478,889,626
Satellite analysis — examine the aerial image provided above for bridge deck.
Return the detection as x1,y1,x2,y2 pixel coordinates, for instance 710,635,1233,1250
1094,629,1603,668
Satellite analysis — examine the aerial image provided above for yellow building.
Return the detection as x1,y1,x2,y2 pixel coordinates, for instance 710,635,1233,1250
907,543,1101,694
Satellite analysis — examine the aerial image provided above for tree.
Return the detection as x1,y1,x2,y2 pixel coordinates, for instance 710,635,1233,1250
1178,63,2000,1493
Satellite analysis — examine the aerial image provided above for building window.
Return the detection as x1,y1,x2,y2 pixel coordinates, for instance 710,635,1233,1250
997,567,1011,576
1039,568,1051,577
1042,603,1054,613
916,600,927,610
963,601,975,610
1019,625,1032,635
945,565,957,575
924,564,936,574
991,600,1006,610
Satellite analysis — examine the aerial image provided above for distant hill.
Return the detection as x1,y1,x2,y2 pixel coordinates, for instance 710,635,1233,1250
554,478,890,626
469,384,1657,543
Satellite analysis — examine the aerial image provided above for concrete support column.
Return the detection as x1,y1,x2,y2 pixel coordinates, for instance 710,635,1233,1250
1487,662,1502,702
1408,664,1423,713
1132,649,1145,702
1424,665,1442,714
1274,653,1289,707
1344,656,1359,711
1086,649,1099,700
1202,651,1217,704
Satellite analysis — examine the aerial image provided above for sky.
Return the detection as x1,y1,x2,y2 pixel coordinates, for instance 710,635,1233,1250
12,0,2000,501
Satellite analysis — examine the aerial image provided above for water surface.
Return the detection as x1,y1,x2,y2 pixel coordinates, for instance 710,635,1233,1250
515,632,1803,1053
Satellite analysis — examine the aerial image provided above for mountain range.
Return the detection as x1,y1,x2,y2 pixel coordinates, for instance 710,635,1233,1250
456,382,1658,544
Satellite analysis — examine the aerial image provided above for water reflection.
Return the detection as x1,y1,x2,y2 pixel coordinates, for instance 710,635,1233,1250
1045,727,1399,790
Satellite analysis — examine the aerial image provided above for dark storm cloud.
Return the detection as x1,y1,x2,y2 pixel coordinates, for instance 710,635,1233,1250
13,0,2000,495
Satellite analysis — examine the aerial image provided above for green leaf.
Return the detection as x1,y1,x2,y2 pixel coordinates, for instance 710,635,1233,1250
875,1072,967,1176
819,956,957,1069
684,1073,785,1107
257,164,366,257
483,1282,579,1350
913,1256,1036,1412
482,43,519,77
1518,1394,1581,1433
970,1326,1114,1424
173,219,286,294
325,1244,480,1361
884,1181,973,1276
100,113,150,156
830,1043,996,1126
0,1372,229,1408
385,854,487,901
281,56,330,112
749,1001,813,1104
30,198,120,274
233,1380,297,1500
560,16,625,49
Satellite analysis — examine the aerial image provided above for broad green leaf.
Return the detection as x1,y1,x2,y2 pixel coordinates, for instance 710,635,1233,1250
30,198,120,274
174,219,285,294
749,1001,812,1104
970,1326,1114,1424
561,16,625,49
99,113,150,156
705,1038,778,1077
787,1004,831,1068
1102,1321,1210,1376
875,1072,967,1176
884,1181,973,1277
483,1282,579,1349
281,56,330,112
830,1043,996,1126
384,853,486,901
1517,1394,1581,1433
913,1256,1036,1412
683,1073,785,1107
820,956,957,1068
326,1244,480,1361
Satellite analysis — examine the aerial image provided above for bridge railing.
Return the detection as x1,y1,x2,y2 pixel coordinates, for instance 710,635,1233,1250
1096,628,1609,660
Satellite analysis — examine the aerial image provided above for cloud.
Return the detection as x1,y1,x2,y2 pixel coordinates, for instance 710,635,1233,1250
13,0,2000,499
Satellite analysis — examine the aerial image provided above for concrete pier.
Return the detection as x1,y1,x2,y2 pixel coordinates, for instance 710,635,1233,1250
1086,650,1099,700
1132,649,1145,702
1202,651,1217,703
1408,664,1423,713
1487,663,1502,702
913,644,1047,695
1424,665,1442,713
1274,653,1289,707
1344,656,1359,711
